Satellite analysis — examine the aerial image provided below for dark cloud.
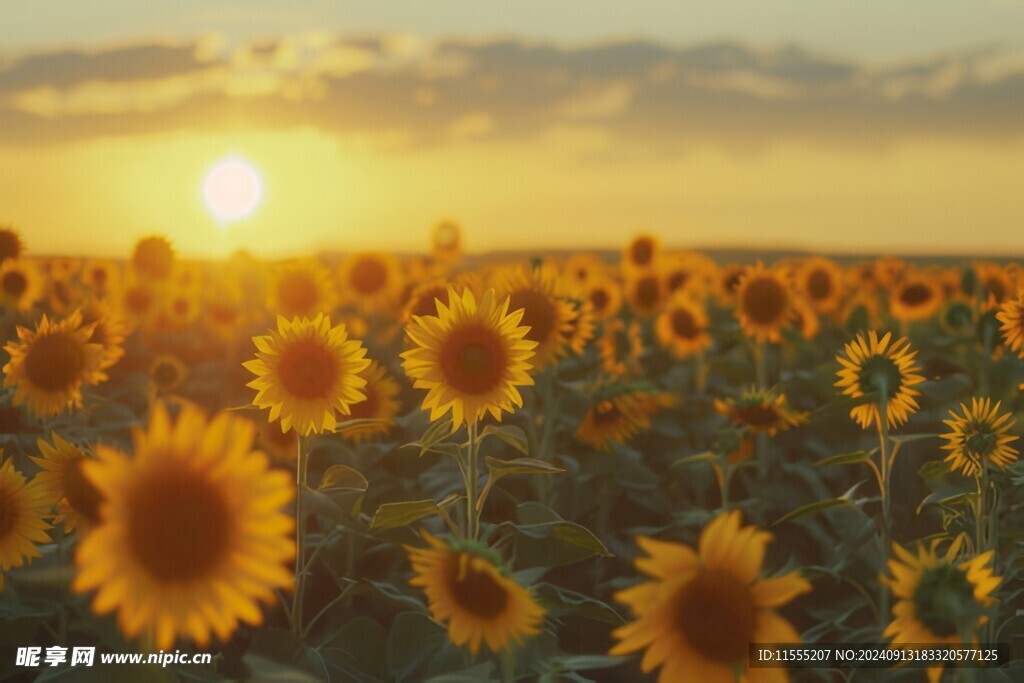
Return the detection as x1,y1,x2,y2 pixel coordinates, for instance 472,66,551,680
1,36,1021,149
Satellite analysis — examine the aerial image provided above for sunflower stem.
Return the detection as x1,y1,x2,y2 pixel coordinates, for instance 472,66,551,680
466,421,480,541
876,389,892,639
292,434,308,639
537,369,558,507
500,648,516,683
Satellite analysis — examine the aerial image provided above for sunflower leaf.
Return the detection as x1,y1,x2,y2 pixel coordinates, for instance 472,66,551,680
370,496,462,531
670,451,718,468
318,465,369,494
773,496,859,526
485,456,564,480
888,433,939,445
478,424,530,455
331,418,392,434
532,583,625,625
815,451,872,467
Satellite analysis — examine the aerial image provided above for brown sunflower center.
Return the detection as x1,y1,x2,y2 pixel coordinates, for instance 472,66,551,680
807,269,832,300
733,403,781,429
24,330,86,392
2,270,27,298
633,276,661,312
64,457,103,525
133,239,174,280
126,466,232,583
630,238,654,266
0,231,22,262
449,557,509,619
667,270,690,292
90,267,108,288
912,563,976,638
676,570,757,665
589,288,610,312
741,275,788,325
278,272,319,315
277,336,339,399
347,383,379,419
125,287,152,315
509,288,557,347
670,309,700,339
349,258,388,295
900,283,933,307
439,324,508,396
723,270,743,295
0,487,18,539
151,361,181,389
592,400,622,425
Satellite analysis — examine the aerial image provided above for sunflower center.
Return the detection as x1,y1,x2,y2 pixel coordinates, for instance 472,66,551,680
347,383,379,419
349,258,388,295
667,271,689,292
509,289,557,347
125,287,152,315
734,404,781,429
0,487,18,539
630,239,654,267
0,231,21,262
741,276,788,325
126,466,232,583
856,354,904,398
985,277,1006,303
90,267,108,288
440,325,507,395
670,309,700,339
151,361,181,389
592,401,622,425
807,269,832,300
449,556,509,619
277,336,339,399
900,284,933,307
676,570,757,664
64,457,103,525
723,270,743,295
589,288,610,312
912,563,977,638
634,276,661,311
2,270,27,298
24,331,86,392
279,272,319,315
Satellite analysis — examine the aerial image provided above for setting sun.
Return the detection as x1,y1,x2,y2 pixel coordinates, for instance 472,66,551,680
202,157,264,223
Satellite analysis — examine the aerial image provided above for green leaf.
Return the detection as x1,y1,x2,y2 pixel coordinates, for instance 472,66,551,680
815,451,871,468
424,662,497,682
889,433,939,444
506,520,613,567
484,456,564,480
670,451,718,468
916,490,975,515
317,464,368,494
332,417,393,434
919,459,952,480
406,416,456,456
549,655,629,672
479,424,530,455
385,611,455,681
533,583,625,624
773,481,866,526
301,487,347,524
370,494,462,531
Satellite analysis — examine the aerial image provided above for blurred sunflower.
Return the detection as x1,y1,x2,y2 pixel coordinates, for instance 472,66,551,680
611,511,811,683
0,455,52,590
406,532,544,655
46,257,80,282
941,398,1018,477
73,403,295,649
156,291,200,331
271,261,335,320
623,233,661,272
431,220,462,262
874,256,906,289
0,226,24,263
735,263,792,343
626,271,666,318
338,252,402,314
494,266,573,371
30,433,103,533
655,294,711,360
787,295,820,341
884,539,998,683
714,263,745,306
402,287,536,431
131,236,175,282
714,387,809,437
974,260,1013,310
598,319,643,378
3,311,106,418
341,361,402,444
583,277,623,321
245,314,370,436
797,256,844,315
562,253,606,287
577,390,671,451
662,251,715,297
0,259,44,312
79,298,127,370
564,299,596,356
996,294,1024,358
402,279,454,322
890,272,943,323
835,331,925,430
81,259,121,299
256,418,299,465
120,282,159,330
149,354,188,395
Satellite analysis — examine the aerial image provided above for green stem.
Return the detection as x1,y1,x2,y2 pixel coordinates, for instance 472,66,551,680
876,391,891,639
291,435,308,639
466,422,480,540
537,370,558,506
500,648,516,683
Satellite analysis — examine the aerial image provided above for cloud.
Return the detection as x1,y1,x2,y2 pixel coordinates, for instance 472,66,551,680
1,35,1022,149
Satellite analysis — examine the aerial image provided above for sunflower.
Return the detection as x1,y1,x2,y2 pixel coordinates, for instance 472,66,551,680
598,319,643,378
884,539,999,683
623,233,661,272
890,271,943,323
30,433,103,533
0,226,24,263
655,294,711,360
562,253,607,288
493,266,574,371
431,220,462,261
714,263,746,306
403,279,455,322
996,294,1024,358
338,252,402,314
79,297,126,370
120,282,159,330
340,361,402,444
582,277,623,321
73,403,295,649
974,260,1013,310
611,511,811,683
786,295,820,341
564,298,597,356
797,257,844,315
835,331,925,430
0,259,44,312
735,263,792,343
874,256,906,289
244,314,370,436
156,291,200,331
663,252,715,297
577,390,670,451
402,287,536,431
940,398,1018,477
3,311,107,418
270,261,336,320
406,532,544,654
255,417,299,465
149,354,188,394
714,387,809,437
131,236,175,282
46,257,80,282
626,271,666,318
0,455,52,590
81,259,122,299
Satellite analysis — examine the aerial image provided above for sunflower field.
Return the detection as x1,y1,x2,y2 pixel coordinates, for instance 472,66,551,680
3,224,1024,682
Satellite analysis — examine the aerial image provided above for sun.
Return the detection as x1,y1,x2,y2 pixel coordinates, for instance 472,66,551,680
202,157,264,223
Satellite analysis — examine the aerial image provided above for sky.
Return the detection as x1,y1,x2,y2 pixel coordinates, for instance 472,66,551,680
3,2,1024,258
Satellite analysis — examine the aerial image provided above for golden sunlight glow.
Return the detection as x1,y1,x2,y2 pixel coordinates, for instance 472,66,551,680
202,157,264,223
